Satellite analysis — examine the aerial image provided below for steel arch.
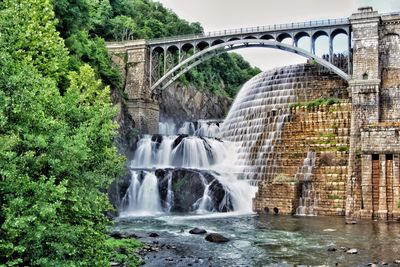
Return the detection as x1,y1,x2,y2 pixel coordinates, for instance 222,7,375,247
151,39,351,91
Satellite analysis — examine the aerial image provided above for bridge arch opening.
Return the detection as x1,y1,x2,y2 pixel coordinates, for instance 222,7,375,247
211,39,225,46
228,37,241,42
244,35,257,40
296,37,311,52
151,39,350,91
182,43,194,52
196,41,210,51
277,33,293,43
260,34,275,41
294,32,310,48
167,45,179,53
312,31,330,57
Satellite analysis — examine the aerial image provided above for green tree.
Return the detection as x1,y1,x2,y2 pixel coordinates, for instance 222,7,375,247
0,0,68,82
0,0,124,265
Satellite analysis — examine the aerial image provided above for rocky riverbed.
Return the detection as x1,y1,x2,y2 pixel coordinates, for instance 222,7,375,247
112,214,400,266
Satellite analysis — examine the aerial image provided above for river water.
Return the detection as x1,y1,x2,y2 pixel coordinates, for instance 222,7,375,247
114,214,400,267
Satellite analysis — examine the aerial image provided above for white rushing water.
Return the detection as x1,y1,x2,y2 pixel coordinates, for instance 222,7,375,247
121,171,163,216
220,65,313,180
296,151,318,216
121,120,257,217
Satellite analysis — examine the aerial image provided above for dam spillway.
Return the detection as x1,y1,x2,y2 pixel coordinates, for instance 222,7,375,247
220,64,348,181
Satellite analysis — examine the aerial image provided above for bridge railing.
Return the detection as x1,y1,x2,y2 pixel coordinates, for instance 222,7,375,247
148,18,349,45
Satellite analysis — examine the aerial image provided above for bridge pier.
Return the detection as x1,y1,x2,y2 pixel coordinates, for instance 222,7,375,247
107,40,159,134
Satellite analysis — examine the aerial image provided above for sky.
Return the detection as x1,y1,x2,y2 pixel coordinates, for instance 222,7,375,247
156,0,400,70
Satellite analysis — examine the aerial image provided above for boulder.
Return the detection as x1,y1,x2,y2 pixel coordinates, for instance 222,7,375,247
156,168,233,213
205,233,230,243
149,233,159,238
189,228,207,235
346,248,358,254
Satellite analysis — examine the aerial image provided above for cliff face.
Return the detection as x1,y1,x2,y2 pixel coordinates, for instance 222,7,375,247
159,83,233,125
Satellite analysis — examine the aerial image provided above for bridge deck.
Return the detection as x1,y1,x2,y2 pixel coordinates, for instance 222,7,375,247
147,17,350,46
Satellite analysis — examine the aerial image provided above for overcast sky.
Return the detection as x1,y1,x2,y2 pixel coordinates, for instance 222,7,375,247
156,0,400,70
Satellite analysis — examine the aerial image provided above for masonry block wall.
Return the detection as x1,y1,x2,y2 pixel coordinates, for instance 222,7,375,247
347,8,400,221
107,40,160,134
254,103,351,215
380,14,400,120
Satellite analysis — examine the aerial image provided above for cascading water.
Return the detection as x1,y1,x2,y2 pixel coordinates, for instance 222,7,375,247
121,119,257,216
121,171,162,216
220,66,308,181
295,151,318,216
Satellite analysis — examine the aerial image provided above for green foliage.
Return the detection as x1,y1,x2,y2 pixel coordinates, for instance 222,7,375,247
0,0,126,265
0,0,68,82
106,238,143,266
56,0,260,98
337,146,349,152
184,53,262,97
289,98,341,109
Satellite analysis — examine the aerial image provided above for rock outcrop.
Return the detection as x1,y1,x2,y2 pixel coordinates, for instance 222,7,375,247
159,83,232,126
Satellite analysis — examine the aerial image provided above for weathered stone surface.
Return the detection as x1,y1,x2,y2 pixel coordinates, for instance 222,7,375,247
254,103,351,216
149,233,160,237
189,228,207,235
159,83,232,126
108,40,159,134
156,168,233,213
205,233,230,243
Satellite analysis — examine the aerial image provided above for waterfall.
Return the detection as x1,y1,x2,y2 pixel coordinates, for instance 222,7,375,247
194,174,215,214
295,151,318,216
165,172,174,212
121,172,162,216
121,120,258,217
221,65,309,181
159,121,177,135
121,65,319,217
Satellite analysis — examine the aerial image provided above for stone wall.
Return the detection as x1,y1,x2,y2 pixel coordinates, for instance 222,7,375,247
379,15,400,120
107,40,160,134
254,103,351,216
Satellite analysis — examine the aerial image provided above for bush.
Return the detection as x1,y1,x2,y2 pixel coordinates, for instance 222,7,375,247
106,238,143,266
289,98,341,110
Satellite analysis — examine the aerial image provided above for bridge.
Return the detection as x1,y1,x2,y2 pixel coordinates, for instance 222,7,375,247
146,17,351,90
108,16,353,91
107,7,400,135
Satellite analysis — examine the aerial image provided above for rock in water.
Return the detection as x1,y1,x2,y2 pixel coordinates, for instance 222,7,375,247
205,233,230,243
189,228,207,235
149,233,159,237
346,248,358,254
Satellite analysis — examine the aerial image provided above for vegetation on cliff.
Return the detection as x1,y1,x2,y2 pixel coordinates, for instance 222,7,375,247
54,0,261,97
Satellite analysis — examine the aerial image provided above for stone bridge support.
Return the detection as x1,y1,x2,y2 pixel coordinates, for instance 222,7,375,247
347,7,400,221
107,40,159,134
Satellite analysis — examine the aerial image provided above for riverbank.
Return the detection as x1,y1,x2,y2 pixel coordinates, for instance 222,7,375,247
113,214,400,267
